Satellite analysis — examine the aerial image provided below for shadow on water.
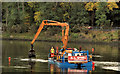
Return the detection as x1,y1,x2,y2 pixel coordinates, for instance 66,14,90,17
28,59,36,73
2,40,120,73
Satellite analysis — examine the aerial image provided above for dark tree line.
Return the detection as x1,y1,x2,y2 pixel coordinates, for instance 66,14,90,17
2,2,120,33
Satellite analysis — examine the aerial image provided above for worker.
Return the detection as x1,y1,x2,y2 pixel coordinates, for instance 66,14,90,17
74,48,78,51
79,46,82,52
58,51,62,61
89,54,92,61
50,47,55,58
56,46,59,55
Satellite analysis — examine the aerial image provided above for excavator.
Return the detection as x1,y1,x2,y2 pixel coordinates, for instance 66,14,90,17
29,20,94,69
29,20,69,58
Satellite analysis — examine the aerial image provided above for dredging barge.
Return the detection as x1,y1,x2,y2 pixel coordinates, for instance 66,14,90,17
29,20,94,68
48,47,94,69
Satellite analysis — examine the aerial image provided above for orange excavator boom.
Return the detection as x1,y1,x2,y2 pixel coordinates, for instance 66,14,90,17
31,20,69,49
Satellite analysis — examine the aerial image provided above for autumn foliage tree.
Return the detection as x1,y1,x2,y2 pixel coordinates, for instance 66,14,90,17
85,2,119,28
2,2,119,33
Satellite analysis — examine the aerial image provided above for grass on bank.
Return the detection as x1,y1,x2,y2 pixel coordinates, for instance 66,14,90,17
1,29,119,42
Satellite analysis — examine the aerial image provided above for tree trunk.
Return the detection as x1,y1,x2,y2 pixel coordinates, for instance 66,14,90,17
6,7,8,26
91,10,95,27
18,2,20,12
55,2,57,8
22,2,24,12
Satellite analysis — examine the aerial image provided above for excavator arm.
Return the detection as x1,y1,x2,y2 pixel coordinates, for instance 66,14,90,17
31,20,69,50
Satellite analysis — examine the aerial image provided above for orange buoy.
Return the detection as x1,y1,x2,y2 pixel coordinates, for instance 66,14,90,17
92,62,95,71
8,57,11,66
92,48,94,53
8,57,11,63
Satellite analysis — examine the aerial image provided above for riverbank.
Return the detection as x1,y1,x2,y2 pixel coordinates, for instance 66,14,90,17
1,29,120,46
1,37,119,47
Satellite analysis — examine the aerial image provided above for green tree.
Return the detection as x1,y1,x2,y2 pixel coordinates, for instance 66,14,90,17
95,2,110,28
85,2,119,27
2,2,31,33
69,2,90,32
107,2,120,27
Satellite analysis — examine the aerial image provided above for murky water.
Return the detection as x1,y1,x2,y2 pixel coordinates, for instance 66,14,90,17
2,40,120,73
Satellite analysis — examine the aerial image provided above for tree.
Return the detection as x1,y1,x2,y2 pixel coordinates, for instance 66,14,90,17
107,2,120,27
95,2,119,28
95,2,110,28
85,2,98,26
2,2,31,33
85,2,119,27
69,2,90,32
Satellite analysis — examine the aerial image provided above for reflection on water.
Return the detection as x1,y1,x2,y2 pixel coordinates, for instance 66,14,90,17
20,58,48,62
94,61,120,71
48,63,95,73
2,40,120,72
28,59,36,72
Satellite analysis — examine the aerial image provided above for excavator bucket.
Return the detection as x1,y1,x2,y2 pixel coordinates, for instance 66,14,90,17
28,49,36,58
28,44,36,58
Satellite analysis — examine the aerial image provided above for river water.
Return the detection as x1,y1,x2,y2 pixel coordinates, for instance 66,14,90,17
2,40,120,73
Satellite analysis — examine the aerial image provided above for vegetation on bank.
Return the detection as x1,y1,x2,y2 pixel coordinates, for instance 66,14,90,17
2,2,120,33
2,29,119,42
2,2,120,43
